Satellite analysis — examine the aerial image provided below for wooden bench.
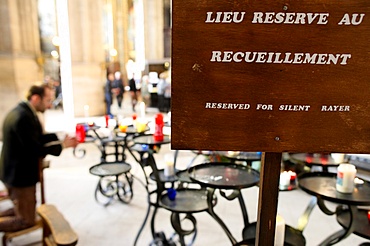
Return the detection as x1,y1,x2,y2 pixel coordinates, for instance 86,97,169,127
37,204,78,246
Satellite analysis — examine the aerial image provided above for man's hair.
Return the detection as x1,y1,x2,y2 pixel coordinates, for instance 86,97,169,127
26,83,52,100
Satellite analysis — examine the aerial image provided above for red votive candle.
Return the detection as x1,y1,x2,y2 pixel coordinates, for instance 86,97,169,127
105,115,109,128
75,124,86,143
153,113,164,141
321,156,328,165
367,211,370,223
289,171,297,181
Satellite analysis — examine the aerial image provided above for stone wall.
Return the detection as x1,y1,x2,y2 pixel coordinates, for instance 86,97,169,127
0,0,43,139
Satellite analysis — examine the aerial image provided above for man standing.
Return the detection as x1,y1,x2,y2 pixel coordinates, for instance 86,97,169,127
105,73,115,117
0,83,78,232
113,71,125,109
129,74,138,112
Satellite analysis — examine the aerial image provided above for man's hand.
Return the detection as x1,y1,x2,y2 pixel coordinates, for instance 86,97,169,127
63,135,79,148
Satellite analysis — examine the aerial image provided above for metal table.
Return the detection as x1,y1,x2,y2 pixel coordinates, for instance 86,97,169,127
299,172,370,245
188,162,260,245
89,162,133,205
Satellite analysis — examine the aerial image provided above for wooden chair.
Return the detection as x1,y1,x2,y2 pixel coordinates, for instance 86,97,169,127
37,204,78,246
2,160,49,245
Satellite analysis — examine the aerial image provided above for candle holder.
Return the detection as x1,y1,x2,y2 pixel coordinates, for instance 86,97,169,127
167,188,177,201
336,164,357,193
164,153,175,177
105,115,110,128
75,124,86,143
275,214,285,246
279,171,290,190
141,144,149,151
135,118,147,133
119,124,128,133
289,171,297,186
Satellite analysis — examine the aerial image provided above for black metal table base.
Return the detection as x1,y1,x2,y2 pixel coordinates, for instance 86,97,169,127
337,208,370,240
159,188,212,246
89,162,133,206
94,173,133,205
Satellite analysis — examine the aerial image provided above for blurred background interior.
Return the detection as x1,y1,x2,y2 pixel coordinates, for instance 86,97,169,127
0,0,171,135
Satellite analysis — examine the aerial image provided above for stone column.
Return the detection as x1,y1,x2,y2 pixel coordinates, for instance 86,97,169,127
0,0,43,139
64,0,106,117
114,0,130,80
143,0,164,61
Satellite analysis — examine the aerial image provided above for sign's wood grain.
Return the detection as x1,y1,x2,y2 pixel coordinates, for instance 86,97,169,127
172,0,370,153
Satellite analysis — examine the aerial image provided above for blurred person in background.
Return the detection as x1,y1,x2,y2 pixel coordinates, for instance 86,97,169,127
113,71,125,109
163,70,171,113
52,79,62,109
140,75,150,107
129,74,138,112
157,71,168,112
105,72,115,117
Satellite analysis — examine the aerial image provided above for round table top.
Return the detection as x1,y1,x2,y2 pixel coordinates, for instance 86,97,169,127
188,162,260,189
160,188,210,213
116,125,150,135
150,169,179,183
101,136,125,144
290,153,340,167
133,134,171,145
220,151,262,162
298,172,370,206
89,162,131,177
176,169,193,183
87,125,100,131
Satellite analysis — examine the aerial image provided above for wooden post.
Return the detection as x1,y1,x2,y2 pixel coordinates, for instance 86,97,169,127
255,152,282,245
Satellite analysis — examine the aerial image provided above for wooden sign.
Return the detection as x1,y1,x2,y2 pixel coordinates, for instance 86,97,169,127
171,0,370,153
